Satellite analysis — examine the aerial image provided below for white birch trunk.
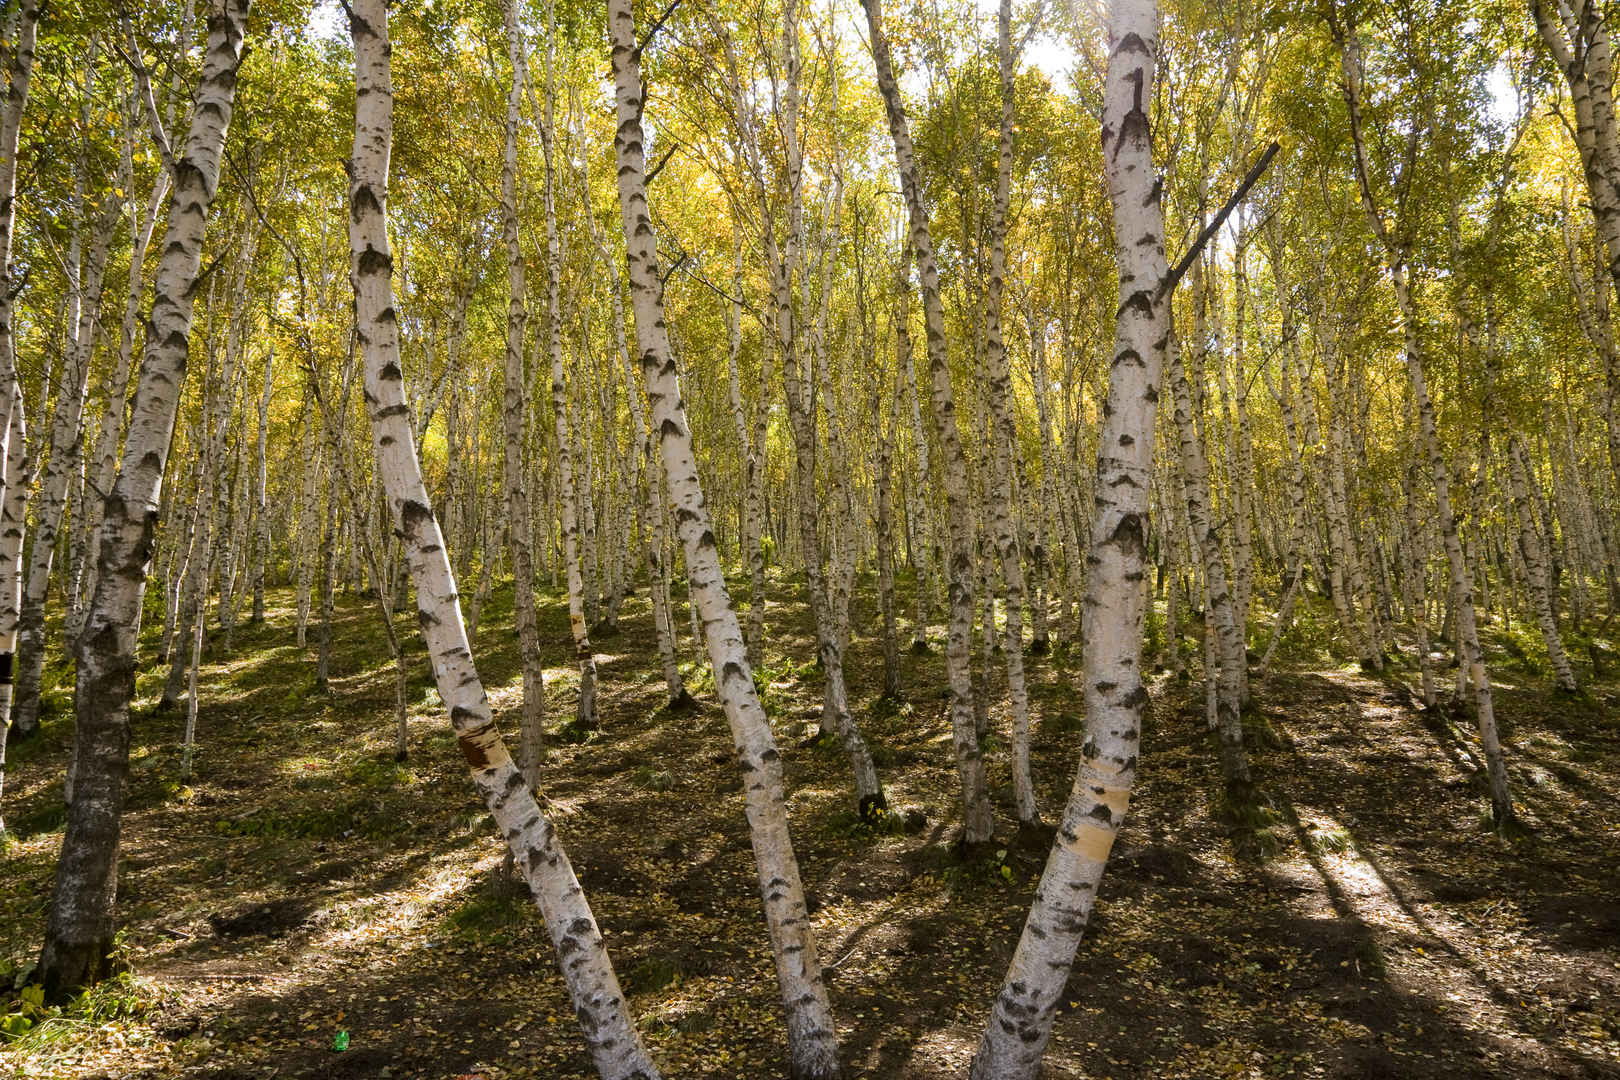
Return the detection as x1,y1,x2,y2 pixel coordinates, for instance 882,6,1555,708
344,4,657,1072
0,387,25,835
499,0,547,782
984,0,1037,824
863,0,993,845
40,0,249,999
13,192,121,736
608,6,841,1072
1507,435,1578,692
1336,16,1516,827
971,0,1166,1067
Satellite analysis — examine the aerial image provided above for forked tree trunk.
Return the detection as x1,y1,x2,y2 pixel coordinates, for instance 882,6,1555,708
608,5,841,1074
971,0,1166,1069
344,4,656,1074
863,0,993,845
39,0,250,1000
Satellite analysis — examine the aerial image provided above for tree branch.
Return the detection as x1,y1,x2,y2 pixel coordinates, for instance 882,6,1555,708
1159,140,1279,300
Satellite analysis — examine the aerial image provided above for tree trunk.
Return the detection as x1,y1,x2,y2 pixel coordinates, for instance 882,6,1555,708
1166,329,1249,796
0,387,25,836
1507,435,1578,692
971,0,1166,1067
13,192,121,737
344,4,657,1073
39,0,250,999
984,0,1038,825
608,6,841,1073
863,0,993,846
1336,13,1516,827
500,0,547,782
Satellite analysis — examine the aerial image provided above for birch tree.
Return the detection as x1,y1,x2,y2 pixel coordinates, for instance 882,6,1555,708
609,3,842,1072
38,0,250,998
342,2,658,1073
973,0,1169,1067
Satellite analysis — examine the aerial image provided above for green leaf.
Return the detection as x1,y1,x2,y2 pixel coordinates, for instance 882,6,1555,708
333,1029,350,1052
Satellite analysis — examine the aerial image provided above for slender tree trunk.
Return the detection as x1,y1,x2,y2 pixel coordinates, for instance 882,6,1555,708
1336,13,1516,827
39,0,250,999
1166,330,1249,795
500,0,547,781
537,26,597,731
972,0,1167,1067
1507,435,1578,692
863,0,993,845
250,332,271,623
0,388,25,836
875,365,901,698
344,4,657,1072
981,0,1037,825
608,7,841,1073
13,194,121,737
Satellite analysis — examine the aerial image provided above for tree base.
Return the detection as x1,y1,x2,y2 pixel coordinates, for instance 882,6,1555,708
909,639,932,656
666,689,699,713
1029,637,1050,656
39,935,126,1005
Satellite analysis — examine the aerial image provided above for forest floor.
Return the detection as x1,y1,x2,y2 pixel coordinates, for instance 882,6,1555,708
2,572,1618,1079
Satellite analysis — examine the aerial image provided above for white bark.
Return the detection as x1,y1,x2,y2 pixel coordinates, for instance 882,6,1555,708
862,0,993,845
608,6,841,1073
41,0,249,998
499,0,547,783
972,0,1165,1069
1336,14,1515,827
344,4,656,1073
13,191,122,736
1507,435,1578,692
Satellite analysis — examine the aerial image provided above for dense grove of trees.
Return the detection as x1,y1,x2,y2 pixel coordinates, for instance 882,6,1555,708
0,0,1616,1075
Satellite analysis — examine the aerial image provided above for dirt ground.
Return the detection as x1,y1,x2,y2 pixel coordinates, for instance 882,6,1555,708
2,574,1617,1079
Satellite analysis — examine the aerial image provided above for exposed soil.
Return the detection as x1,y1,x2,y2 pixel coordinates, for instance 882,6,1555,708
2,576,1617,1078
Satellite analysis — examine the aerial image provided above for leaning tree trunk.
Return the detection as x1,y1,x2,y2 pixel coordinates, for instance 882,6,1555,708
608,5,841,1074
863,0,993,845
764,7,882,814
38,0,249,1000
343,3,657,1074
971,0,1167,1069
